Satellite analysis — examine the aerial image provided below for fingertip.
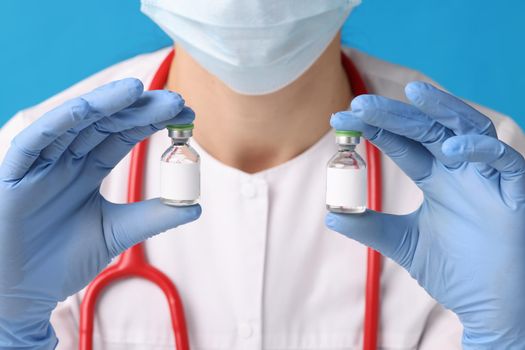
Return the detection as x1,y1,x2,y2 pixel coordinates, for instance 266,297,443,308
405,81,442,108
442,137,471,164
405,80,427,94
325,211,367,239
330,111,351,128
444,135,508,165
110,78,144,107
350,94,370,111
177,107,196,124
129,78,145,93
168,90,185,105
186,204,202,221
123,78,145,100
325,212,338,229
326,211,363,229
441,137,462,156
167,89,184,101
160,107,196,129
70,98,91,121
166,91,186,116
168,203,202,224
442,135,507,164
152,201,202,229
350,95,385,122
143,90,186,120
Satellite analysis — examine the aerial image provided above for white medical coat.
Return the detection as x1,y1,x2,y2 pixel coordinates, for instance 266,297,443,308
1,47,524,350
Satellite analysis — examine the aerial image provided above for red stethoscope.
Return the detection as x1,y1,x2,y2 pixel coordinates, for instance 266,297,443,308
79,49,383,350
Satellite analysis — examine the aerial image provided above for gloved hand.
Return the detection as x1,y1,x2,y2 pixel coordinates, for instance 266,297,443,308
0,78,201,349
328,82,525,349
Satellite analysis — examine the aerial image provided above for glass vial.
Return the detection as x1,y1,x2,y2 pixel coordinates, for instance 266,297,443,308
326,130,367,214
160,124,200,206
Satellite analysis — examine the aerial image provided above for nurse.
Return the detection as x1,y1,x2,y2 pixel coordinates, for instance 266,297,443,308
1,1,525,349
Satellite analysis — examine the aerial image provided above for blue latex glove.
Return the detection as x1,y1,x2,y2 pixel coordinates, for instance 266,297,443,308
0,78,201,349
328,81,525,349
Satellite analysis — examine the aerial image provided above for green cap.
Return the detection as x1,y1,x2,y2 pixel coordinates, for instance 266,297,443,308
167,123,194,131
335,130,362,137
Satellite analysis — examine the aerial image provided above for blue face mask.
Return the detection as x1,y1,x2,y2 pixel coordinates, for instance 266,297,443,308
141,0,360,95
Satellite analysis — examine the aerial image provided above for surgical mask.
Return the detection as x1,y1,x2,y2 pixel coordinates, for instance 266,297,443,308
141,0,360,95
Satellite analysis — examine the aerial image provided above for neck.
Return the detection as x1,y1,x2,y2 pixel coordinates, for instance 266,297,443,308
166,35,352,173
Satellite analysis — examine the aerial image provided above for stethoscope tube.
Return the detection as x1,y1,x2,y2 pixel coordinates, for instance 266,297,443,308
340,54,383,350
80,50,190,350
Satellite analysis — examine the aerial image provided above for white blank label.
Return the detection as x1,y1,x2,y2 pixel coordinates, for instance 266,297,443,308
160,162,200,201
326,167,367,208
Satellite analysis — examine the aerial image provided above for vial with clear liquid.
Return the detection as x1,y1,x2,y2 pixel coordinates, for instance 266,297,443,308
326,130,367,213
160,124,200,206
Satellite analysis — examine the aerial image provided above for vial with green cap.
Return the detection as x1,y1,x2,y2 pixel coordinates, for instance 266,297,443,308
326,129,367,213
160,124,200,206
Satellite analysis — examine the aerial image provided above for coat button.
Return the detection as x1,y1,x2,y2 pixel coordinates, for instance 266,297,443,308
240,182,257,198
238,323,253,338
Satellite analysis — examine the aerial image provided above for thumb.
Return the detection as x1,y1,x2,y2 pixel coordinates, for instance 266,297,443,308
325,210,419,269
102,198,202,258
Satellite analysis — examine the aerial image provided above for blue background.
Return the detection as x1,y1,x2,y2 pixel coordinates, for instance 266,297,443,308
1,0,524,128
